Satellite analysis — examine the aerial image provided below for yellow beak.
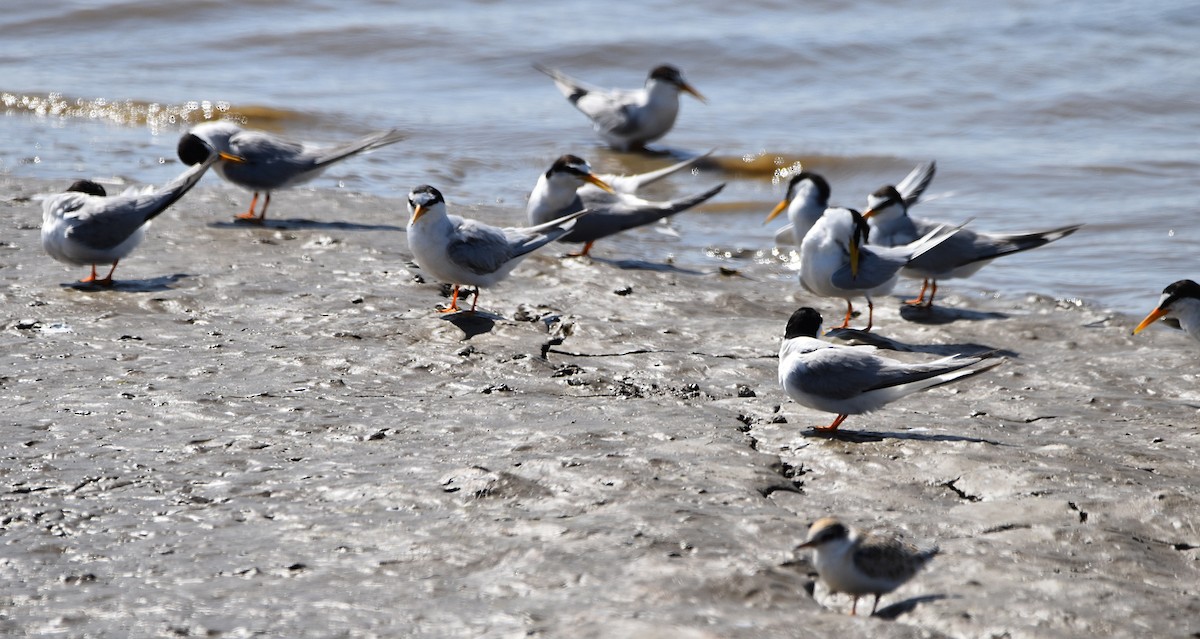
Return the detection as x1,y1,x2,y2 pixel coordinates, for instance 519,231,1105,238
411,204,427,223
682,83,707,103
1132,307,1169,335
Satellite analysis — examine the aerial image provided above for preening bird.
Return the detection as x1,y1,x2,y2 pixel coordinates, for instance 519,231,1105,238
41,154,217,286
863,183,1081,307
178,120,405,222
527,153,724,257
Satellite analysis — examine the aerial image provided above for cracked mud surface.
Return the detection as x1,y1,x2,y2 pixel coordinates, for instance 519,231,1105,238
2,179,1198,637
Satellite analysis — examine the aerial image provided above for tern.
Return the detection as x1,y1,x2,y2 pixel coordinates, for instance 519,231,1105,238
1132,279,1200,342
797,517,939,616
527,153,724,257
799,207,958,331
406,185,587,313
863,184,1082,307
767,161,935,249
41,154,217,286
534,64,704,151
178,121,405,222
778,307,1001,431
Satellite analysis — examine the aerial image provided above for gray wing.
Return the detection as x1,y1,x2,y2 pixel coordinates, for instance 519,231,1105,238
908,219,1081,272
222,130,317,188
896,161,936,207
790,347,895,400
65,160,213,250
312,129,406,165
793,348,982,402
830,244,908,290
578,95,639,136
534,64,599,102
445,220,516,276
853,535,933,582
568,184,724,243
602,150,714,192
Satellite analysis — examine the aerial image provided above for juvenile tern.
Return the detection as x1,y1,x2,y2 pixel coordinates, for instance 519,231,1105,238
1132,279,1200,342
863,184,1082,307
799,207,958,331
797,517,939,616
778,307,1001,431
768,161,935,248
178,121,405,222
41,155,217,286
527,153,724,257
407,185,587,313
534,64,704,151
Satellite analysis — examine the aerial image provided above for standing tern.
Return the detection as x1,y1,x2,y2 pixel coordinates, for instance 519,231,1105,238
797,517,939,616
41,154,217,286
527,153,724,257
1132,279,1200,342
768,161,935,249
777,307,1001,431
863,184,1082,307
407,185,587,313
799,207,958,331
178,121,405,223
534,64,704,151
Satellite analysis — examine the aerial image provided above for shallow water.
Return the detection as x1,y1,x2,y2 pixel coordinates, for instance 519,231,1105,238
2,0,1198,312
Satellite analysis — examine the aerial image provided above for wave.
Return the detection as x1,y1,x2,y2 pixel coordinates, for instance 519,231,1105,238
0,90,315,133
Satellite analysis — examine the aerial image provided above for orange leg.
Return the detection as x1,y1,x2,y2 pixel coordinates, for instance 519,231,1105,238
438,285,462,313
80,262,118,287
235,192,270,223
814,414,849,431
835,301,854,329
567,240,595,258
925,280,939,307
905,279,930,306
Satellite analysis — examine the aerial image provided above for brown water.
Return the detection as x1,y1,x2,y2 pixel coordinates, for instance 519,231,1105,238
2,1,1198,311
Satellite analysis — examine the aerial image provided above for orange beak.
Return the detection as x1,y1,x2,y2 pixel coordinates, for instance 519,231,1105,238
218,151,247,164
764,199,789,225
584,173,615,194
1132,307,1169,335
411,204,427,223
682,83,706,103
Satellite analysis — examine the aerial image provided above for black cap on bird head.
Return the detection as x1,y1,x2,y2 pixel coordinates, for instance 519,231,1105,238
177,132,214,166
784,307,823,339
66,180,106,197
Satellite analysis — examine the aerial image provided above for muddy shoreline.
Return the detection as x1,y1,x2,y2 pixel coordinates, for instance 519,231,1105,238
2,177,1197,638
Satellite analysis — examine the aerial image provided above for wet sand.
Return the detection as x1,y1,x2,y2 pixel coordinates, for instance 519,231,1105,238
2,177,1198,638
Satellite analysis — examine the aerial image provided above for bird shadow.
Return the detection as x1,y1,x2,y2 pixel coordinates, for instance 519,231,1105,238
440,310,500,339
581,255,706,275
61,273,190,293
873,594,953,620
801,428,1006,446
208,218,404,232
898,304,1009,325
823,327,1017,358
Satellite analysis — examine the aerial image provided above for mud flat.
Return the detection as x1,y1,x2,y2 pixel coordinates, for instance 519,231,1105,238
1,177,1197,638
